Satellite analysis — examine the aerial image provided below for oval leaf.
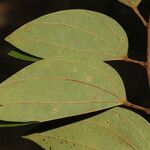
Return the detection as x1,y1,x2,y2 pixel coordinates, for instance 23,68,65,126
0,57,126,122
25,107,150,150
117,0,141,7
5,9,128,61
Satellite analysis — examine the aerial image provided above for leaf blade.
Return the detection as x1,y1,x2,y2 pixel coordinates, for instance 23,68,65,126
0,57,126,122
25,107,150,150
117,0,141,7
5,9,128,61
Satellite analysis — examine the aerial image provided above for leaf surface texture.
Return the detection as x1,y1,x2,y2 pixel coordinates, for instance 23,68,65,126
5,9,128,61
25,107,150,150
0,57,126,122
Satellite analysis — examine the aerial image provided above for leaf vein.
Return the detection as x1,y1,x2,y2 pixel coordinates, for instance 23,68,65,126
84,121,137,150
112,110,150,148
34,21,122,56
0,77,122,100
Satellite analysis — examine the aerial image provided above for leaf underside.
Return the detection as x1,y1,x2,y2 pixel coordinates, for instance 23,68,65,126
5,9,128,61
117,0,141,7
0,57,126,122
25,107,150,150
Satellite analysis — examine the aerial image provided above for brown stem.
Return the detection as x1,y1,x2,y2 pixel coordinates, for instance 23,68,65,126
132,7,147,27
124,101,150,114
147,16,150,86
127,8,150,86
123,57,146,67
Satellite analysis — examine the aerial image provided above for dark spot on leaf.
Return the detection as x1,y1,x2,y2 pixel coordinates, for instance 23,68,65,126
43,139,45,141
105,120,110,124
0,105,3,107
61,141,63,144
49,146,52,150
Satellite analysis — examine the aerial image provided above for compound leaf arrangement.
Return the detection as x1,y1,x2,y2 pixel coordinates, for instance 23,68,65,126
0,0,150,149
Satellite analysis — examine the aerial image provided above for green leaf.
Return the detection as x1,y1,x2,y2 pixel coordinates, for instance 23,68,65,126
5,9,128,61
8,50,40,62
0,57,126,122
0,122,32,127
24,107,150,150
117,0,141,7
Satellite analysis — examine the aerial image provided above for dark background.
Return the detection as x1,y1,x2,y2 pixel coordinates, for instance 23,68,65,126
0,0,150,149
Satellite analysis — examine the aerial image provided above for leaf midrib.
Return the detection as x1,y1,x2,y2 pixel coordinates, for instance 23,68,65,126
10,34,124,59
33,21,123,55
0,77,122,100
